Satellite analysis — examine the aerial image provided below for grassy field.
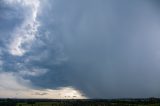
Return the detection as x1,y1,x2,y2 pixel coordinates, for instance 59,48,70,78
16,102,160,106
1,98,160,106
15,102,160,106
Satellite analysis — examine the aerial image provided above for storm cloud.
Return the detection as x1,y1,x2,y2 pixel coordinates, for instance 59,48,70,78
1,0,160,98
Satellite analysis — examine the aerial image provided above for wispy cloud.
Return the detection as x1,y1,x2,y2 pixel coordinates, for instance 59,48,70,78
6,0,40,56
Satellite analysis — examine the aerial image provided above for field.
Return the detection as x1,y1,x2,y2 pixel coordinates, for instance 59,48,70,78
1,98,160,106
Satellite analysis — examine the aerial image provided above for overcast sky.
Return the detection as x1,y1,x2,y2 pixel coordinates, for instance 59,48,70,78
0,0,160,99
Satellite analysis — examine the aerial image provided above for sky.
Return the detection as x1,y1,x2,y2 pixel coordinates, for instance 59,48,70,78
0,0,160,99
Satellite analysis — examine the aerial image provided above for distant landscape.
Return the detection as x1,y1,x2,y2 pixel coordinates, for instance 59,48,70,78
1,98,160,106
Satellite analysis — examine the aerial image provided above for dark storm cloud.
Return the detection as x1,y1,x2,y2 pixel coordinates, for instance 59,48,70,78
33,0,160,98
1,0,160,98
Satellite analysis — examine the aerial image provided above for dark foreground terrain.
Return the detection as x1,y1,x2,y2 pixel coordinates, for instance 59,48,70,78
1,98,160,106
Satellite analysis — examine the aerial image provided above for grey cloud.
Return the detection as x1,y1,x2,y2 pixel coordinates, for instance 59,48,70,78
1,0,160,99
34,92,48,96
33,0,160,98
